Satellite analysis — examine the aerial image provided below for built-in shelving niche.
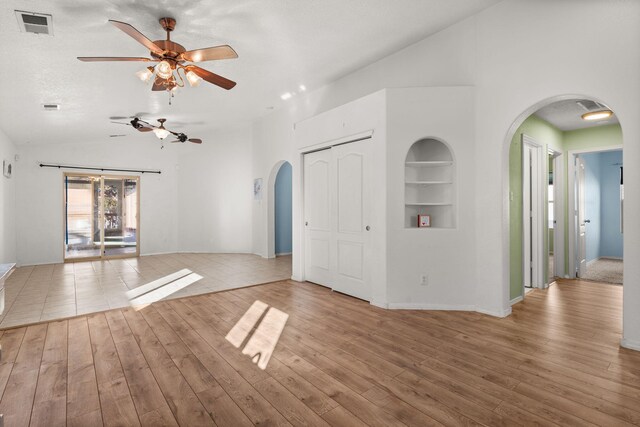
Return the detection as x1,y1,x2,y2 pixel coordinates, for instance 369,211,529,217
405,138,456,228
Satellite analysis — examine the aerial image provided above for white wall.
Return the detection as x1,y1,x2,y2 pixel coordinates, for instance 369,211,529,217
15,125,253,265
251,0,640,347
386,87,476,310
177,125,253,253
0,128,17,264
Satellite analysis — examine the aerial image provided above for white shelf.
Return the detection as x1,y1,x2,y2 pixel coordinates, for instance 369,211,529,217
405,139,456,228
405,181,452,185
405,161,453,167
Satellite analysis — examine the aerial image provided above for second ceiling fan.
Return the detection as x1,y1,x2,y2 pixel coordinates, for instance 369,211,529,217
78,17,237,92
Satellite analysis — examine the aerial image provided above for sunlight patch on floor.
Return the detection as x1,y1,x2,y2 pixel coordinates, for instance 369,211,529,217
129,270,202,308
225,300,289,370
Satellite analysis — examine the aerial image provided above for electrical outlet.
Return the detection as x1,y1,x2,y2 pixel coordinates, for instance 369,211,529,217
420,275,428,286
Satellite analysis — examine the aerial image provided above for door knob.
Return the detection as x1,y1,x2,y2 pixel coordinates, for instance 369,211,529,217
305,221,308,226
584,219,591,223
365,225,370,231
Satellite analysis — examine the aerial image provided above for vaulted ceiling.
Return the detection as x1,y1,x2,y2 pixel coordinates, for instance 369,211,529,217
0,0,500,146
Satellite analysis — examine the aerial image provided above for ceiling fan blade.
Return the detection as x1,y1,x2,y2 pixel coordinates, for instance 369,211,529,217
78,57,156,62
185,65,236,90
110,121,131,125
137,126,153,132
109,20,164,54
189,138,203,144
170,140,182,143
181,45,238,62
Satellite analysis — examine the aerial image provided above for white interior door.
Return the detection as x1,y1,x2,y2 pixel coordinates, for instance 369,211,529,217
331,140,371,300
577,156,587,277
303,149,333,285
522,136,543,289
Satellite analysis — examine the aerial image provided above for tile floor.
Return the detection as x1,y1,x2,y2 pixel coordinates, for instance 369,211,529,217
0,253,292,329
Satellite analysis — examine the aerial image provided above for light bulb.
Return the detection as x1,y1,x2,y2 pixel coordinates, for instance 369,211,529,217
153,128,170,140
186,70,202,87
155,60,173,79
135,67,154,83
581,110,613,121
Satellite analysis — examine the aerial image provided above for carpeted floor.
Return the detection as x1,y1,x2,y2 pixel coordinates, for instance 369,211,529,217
582,258,623,284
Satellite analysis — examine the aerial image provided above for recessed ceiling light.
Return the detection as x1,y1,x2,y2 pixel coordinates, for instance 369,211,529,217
582,110,613,121
299,85,306,92
281,92,292,100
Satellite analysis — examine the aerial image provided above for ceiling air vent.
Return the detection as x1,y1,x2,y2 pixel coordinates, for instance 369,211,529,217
42,103,60,111
576,100,605,112
15,11,53,35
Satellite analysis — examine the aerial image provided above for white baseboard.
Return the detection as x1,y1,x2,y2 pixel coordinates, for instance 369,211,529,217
276,252,292,256
510,295,523,305
370,300,388,309
475,306,512,318
290,275,303,282
140,251,175,257
620,338,640,352
387,303,476,311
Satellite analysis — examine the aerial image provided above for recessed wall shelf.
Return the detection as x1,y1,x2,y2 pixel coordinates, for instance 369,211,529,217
405,202,453,206
405,138,456,228
405,161,453,167
405,181,452,185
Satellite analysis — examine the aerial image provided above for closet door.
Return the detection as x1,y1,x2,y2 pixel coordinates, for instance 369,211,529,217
303,149,333,285
331,140,371,300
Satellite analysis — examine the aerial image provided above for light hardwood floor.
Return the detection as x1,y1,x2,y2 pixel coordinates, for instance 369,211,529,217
0,253,292,328
1,278,639,426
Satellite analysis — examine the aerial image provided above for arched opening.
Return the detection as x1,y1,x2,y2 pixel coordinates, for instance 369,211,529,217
274,162,292,256
505,96,623,306
266,160,292,260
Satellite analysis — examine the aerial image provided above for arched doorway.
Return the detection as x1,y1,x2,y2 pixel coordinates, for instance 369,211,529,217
274,162,292,256
506,96,623,305
266,160,293,260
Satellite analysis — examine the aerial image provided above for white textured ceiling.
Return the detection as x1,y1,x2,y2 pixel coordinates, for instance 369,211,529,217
534,99,620,131
0,0,500,146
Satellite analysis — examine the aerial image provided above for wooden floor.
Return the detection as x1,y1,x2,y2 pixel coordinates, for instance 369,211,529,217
1,278,639,426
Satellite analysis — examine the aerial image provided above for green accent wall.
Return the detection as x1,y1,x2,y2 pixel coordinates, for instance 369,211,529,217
509,120,622,302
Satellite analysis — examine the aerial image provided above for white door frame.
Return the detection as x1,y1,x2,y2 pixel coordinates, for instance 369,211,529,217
567,145,623,278
522,135,545,293
549,149,564,281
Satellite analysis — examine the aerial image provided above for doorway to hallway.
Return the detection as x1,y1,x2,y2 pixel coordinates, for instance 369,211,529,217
571,148,623,284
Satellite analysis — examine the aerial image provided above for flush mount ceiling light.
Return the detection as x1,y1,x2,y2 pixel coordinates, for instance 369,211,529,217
582,110,613,121
78,17,238,93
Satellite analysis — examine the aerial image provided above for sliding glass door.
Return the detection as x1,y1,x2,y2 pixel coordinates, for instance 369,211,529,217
64,173,139,261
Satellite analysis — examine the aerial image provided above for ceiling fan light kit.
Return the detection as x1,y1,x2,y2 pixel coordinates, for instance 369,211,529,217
111,117,203,147
78,17,238,93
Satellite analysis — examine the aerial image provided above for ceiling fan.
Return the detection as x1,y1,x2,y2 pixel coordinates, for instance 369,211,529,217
78,18,237,92
112,117,203,145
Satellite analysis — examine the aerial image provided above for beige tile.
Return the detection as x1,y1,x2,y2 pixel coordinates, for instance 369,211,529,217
3,253,292,326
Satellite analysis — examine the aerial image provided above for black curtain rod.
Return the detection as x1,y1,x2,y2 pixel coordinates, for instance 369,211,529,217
39,163,161,174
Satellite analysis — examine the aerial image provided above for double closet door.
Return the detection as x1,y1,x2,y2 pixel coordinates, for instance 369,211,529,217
303,139,372,301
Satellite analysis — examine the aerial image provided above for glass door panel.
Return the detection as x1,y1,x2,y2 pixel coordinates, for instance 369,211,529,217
103,178,138,257
64,174,139,261
64,175,101,259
